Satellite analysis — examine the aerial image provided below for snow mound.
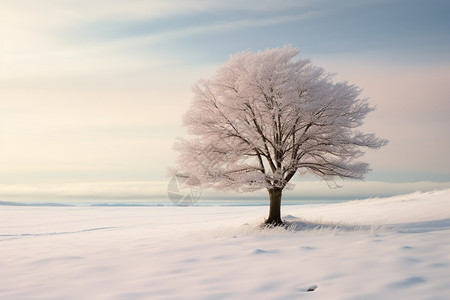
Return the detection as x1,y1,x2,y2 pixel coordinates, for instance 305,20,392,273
284,188,450,225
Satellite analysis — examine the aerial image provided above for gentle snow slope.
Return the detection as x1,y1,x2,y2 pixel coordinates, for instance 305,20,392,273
0,189,449,300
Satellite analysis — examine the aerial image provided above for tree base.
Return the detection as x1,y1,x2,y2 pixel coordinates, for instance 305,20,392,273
263,218,284,227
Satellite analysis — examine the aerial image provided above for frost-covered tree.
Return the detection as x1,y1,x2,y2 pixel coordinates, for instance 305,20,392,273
172,46,387,225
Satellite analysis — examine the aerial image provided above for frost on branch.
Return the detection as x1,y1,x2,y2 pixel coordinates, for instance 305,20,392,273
172,45,388,193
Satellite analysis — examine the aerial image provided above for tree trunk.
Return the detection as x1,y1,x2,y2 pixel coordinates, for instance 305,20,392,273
265,187,283,226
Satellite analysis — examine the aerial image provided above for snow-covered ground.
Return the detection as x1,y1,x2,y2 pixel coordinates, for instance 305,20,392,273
1,189,449,299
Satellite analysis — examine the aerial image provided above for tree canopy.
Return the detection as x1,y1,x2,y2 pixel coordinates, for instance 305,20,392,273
172,46,387,224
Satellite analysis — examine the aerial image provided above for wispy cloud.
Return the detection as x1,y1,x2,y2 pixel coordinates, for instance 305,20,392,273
0,181,168,201
77,11,322,51
1,0,328,54
0,180,448,202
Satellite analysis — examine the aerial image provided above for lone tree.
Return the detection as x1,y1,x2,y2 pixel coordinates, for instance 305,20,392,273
172,46,387,225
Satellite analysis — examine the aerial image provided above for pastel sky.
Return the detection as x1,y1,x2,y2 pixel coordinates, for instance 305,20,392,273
1,0,449,201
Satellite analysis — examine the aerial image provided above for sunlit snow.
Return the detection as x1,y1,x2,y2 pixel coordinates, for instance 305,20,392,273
1,189,449,299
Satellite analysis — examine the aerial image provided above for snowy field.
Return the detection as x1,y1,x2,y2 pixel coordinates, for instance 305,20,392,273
1,189,449,300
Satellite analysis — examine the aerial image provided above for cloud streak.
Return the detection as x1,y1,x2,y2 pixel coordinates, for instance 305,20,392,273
0,181,448,203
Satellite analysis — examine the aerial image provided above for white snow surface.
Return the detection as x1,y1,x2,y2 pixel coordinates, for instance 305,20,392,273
1,189,449,300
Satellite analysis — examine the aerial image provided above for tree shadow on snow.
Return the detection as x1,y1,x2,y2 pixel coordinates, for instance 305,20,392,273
279,216,450,234
279,215,373,233
395,218,450,234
